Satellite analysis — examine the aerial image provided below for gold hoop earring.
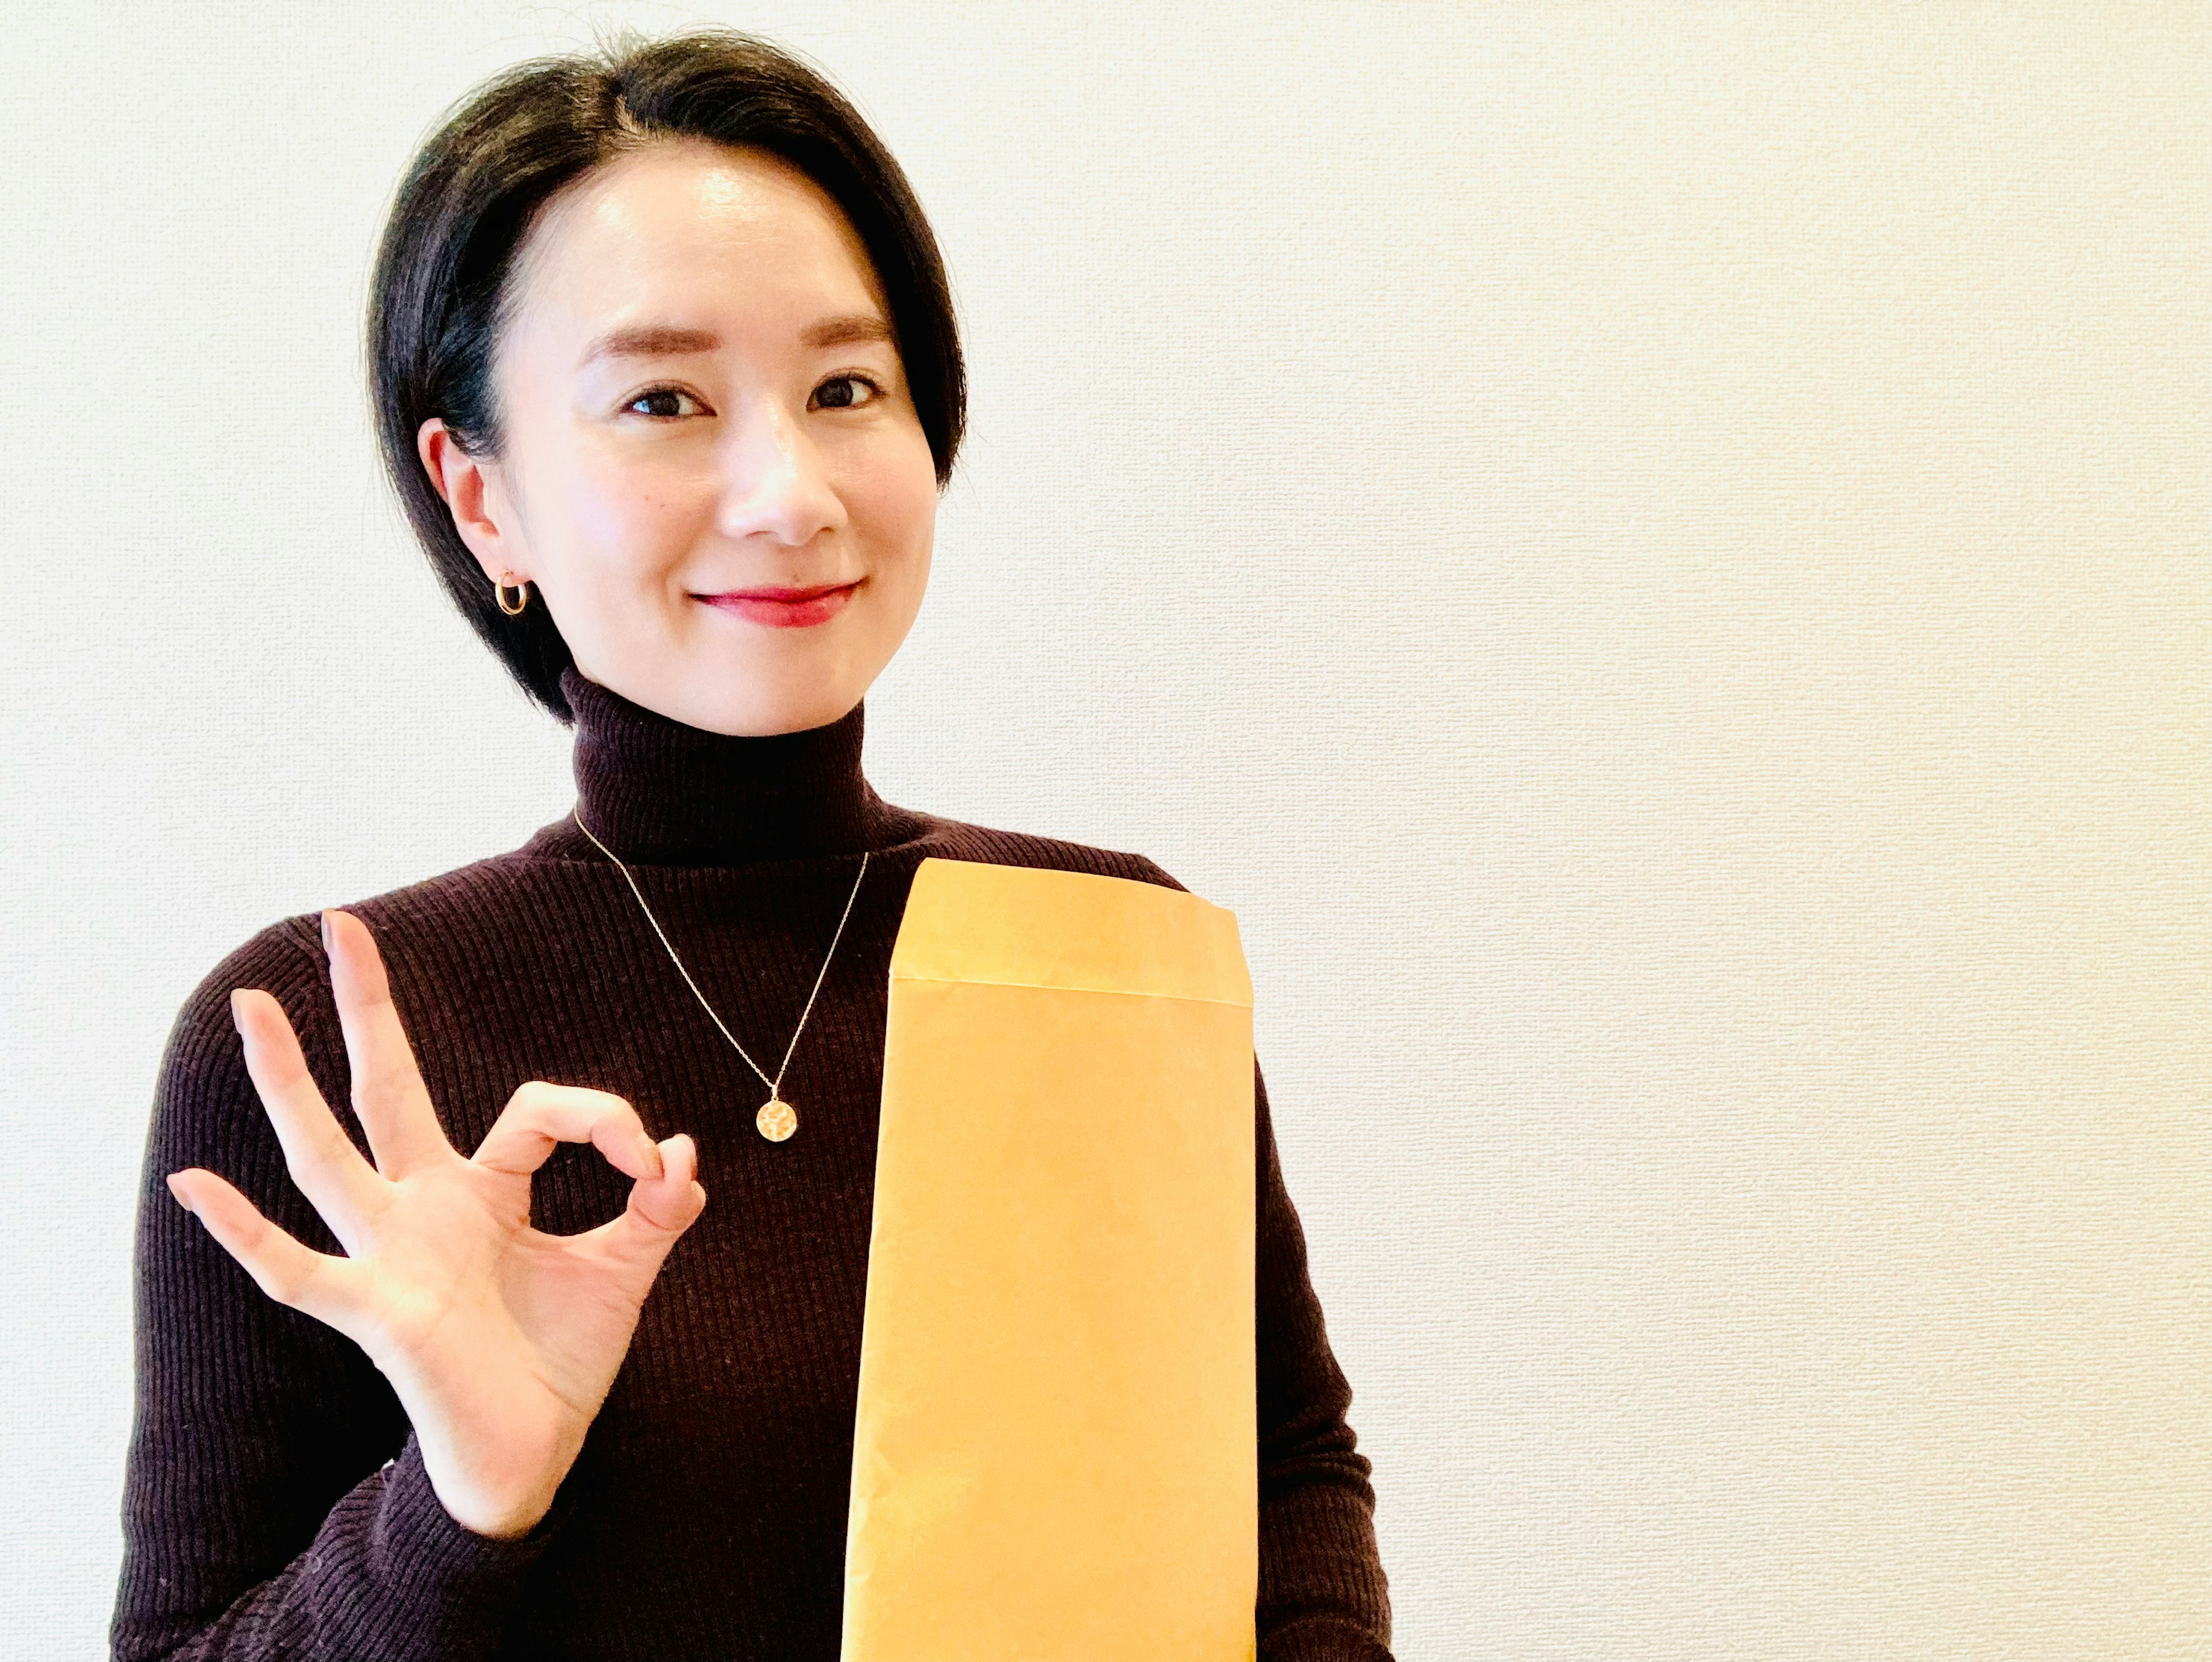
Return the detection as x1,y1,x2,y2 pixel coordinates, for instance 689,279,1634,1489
494,572,531,616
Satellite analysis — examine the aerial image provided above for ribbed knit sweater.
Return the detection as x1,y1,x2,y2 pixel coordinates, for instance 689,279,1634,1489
111,667,1394,1662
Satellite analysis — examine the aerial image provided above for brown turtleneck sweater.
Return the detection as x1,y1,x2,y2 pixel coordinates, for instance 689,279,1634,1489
111,668,1394,1662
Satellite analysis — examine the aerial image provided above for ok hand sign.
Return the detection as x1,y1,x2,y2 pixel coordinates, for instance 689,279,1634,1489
165,907,707,1540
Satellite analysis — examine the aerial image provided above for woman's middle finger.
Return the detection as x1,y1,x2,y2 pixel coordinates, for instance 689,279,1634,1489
230,987,389,1255
323,908,454,1180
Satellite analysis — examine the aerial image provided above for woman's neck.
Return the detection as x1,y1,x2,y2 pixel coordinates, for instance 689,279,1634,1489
562,665,924,865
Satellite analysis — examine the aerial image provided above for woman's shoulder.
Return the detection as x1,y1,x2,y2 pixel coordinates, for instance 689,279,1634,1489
162,845,544,1047
914,815,1193,895
159,910,324,1084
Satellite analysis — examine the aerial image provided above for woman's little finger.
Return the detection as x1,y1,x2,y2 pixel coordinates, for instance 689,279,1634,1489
167,1167,368,1334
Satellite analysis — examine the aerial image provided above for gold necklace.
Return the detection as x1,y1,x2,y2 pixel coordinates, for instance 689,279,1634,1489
571,806,870,1142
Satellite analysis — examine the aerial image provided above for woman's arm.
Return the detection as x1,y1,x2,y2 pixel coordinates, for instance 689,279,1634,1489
1107,851,1395,1659
109,922,573,1661
1253,1057,1396,1662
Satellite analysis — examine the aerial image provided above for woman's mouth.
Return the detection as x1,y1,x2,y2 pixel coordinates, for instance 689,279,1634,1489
694,580,860,629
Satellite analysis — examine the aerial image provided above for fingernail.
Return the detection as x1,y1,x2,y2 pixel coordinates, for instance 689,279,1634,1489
639,1131,665,1176
320,911,334,955
229,989,245,1032
165,1173,194,1215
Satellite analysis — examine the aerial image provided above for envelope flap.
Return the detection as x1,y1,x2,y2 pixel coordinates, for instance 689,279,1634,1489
890,857,1253,1008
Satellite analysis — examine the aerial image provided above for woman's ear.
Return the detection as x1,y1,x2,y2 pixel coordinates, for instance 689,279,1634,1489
417,417,529,584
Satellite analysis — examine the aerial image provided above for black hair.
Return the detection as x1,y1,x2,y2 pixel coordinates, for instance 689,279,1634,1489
365,28,964,721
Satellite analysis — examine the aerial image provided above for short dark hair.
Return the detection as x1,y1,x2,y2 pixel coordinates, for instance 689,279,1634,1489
366,29,965,722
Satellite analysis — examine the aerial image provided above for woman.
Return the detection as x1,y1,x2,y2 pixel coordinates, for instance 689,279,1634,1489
112,29,1392,1662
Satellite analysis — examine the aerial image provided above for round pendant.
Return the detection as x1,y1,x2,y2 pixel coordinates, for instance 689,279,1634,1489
756,1098,798,1142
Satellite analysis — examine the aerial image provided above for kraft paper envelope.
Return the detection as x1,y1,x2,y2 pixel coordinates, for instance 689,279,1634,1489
841,857,1257,1662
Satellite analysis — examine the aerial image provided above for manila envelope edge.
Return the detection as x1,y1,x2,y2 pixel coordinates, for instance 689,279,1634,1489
841,858,1259,1662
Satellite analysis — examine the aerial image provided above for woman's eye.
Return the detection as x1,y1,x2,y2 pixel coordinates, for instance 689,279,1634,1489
624,387,701,419
812,374,882,411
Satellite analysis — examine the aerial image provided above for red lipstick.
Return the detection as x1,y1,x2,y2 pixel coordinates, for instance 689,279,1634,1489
694,580,859,629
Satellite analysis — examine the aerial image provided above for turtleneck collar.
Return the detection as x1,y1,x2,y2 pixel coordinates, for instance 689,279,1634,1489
556,665,927,865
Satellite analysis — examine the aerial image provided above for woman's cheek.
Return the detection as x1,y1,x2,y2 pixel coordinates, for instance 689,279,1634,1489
858,431,940,556
576,462,702,581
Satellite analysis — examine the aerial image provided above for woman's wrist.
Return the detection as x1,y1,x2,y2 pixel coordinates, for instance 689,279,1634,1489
384,1431,576,1565
416,1431,581,1543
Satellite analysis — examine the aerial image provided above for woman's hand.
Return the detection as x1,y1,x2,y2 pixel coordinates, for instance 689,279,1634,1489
165,907,708,1540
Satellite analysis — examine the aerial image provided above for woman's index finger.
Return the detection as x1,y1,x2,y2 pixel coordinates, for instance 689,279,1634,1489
321,908,454,1180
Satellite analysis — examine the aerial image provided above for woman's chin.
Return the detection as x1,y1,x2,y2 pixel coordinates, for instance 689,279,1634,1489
653,657,870,736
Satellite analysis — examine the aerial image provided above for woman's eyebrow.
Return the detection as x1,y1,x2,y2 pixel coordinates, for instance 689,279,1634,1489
577,315,890,369
800,313,892,349
578,324,719,368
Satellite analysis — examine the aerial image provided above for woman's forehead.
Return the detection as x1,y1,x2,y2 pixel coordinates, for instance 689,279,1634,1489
508,141,884,345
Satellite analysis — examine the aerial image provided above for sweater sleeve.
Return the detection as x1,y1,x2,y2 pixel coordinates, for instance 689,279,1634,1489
108,919,577,1662
1253,1056,1396,1661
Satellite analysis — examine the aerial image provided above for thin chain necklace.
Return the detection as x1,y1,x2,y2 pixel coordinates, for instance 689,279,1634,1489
571,806,870,1143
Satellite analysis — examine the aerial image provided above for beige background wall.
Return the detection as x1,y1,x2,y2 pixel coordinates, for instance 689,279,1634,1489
1,3,2203,1657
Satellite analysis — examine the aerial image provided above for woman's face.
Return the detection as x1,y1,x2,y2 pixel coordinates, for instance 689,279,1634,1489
419,138,940,736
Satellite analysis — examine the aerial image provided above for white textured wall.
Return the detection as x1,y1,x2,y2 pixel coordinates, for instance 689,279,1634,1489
1,4,2203,1657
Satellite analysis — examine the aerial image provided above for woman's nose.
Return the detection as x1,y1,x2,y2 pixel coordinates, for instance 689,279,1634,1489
716,398,846,547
